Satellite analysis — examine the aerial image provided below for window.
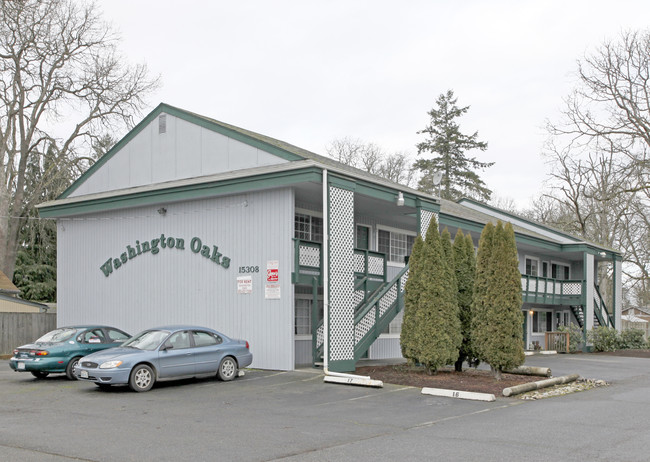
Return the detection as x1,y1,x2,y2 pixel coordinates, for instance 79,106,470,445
532,311,553,333
294,213,323,242
356,225,370,250
192,331,222,347
81,329,105,344
105,328,129,342
295,299,312,335
525,257,539,277
378,229,415,264
542,261,549,278
164,331,191,350
552,263,570,280
295,286,323,335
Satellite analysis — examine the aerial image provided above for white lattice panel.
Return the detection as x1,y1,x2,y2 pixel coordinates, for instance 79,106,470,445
316,324,324,349
419,210,438,236
563,282,581,295
299,245,320,267
328,186,355,362
379,285,397,316
354,252,365,273
400,269,409,292
368,256,384,276
354,290,364,308
355,308,375,343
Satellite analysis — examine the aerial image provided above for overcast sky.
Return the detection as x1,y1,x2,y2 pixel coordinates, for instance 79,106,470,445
99,1,650,209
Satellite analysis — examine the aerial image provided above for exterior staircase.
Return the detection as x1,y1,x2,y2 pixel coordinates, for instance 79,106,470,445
570,284,614,329
313,265,409,368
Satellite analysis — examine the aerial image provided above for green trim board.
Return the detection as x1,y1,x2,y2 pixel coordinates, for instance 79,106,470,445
40,168,323,218
458,197,620,254
59,103,307,199
440,212,616,256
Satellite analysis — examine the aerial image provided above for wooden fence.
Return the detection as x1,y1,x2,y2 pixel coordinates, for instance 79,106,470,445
545,331,570,353
0,313,57,355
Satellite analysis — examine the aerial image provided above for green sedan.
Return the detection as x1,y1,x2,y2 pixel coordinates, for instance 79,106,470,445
9,325,130,380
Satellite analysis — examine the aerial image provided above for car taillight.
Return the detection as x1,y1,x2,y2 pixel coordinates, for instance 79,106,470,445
13,349,18,355
245,341,249,349
31,350,48,356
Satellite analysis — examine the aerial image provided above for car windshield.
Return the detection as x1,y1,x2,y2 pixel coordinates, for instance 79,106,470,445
35,328,78,343
122,330,170,351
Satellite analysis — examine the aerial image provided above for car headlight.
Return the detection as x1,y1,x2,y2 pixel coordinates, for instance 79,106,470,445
99,360,123,369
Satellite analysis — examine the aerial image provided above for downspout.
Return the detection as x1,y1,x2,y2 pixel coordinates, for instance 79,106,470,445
322,168,382,387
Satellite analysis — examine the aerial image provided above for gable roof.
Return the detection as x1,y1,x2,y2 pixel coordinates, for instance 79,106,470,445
0,269,19,295
42,103,619,257
59,103,389,200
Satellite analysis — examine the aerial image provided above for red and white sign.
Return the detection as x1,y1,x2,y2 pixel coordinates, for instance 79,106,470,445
267,260,279,282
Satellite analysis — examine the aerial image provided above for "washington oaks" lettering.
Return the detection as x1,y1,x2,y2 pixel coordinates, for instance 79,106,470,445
100,234,231,277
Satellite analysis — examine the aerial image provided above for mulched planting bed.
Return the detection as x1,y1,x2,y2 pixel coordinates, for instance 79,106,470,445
355,363,534,396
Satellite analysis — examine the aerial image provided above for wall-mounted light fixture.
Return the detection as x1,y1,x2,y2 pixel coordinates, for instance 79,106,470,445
599,251,607,258
157,207,167,216
396,191,404,207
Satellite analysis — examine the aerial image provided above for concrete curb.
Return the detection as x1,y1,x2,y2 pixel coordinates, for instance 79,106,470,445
421,387,496,402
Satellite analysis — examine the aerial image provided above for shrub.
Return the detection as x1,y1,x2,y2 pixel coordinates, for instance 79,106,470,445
588,326,620,352
620,329,647,349
557,324,584,353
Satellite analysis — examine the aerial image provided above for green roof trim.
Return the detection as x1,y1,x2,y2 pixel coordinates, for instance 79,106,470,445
40,167,323,218
440,212,619,256
457,197,585,244
59,103,307,199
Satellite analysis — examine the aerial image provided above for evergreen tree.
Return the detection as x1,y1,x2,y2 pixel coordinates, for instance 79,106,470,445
472,221,525,380
413,220,461,374
453,229,477,371
414,90,493,201
400,234,425,363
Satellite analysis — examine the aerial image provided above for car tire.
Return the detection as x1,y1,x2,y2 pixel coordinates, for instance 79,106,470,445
217,356,238,381
66,357,82,380
129,364,155,392
31,371,49,379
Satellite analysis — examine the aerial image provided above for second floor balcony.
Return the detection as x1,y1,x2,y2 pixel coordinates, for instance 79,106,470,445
521,274,583,305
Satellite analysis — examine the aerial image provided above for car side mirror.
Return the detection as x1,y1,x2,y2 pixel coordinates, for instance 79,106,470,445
161,344,173,351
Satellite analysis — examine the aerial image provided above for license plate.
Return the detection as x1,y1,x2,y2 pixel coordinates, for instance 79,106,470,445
17,362,25,370
80,370,88,378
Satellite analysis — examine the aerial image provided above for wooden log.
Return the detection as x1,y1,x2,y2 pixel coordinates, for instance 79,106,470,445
502,374,580,397
503,366,551,377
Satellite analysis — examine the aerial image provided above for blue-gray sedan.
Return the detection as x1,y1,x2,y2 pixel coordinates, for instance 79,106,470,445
74,326,253,392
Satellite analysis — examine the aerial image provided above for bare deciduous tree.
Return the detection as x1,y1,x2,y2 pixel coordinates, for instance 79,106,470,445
326,137,417,188
0,0,159,279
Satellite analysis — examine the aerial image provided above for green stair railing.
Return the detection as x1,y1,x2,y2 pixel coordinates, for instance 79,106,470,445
314,264,409,366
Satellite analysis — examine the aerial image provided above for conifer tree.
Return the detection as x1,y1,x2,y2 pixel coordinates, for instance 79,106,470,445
472,221,525,380
400,235,425,363
453,229,477,371
414,221,461,374
414,90,493,200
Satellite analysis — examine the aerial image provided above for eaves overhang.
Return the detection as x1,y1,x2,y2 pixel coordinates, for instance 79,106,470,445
439,212,622,258
38,159,439,218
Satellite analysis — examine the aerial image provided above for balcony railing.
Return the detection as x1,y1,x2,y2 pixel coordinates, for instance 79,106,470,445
292,238,387,286
521,275,583,305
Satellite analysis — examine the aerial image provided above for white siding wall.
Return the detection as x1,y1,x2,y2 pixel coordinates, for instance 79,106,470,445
57,188,295,370
69,113,287,198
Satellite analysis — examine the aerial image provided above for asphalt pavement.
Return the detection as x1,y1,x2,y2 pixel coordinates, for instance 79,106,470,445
1,354,649,461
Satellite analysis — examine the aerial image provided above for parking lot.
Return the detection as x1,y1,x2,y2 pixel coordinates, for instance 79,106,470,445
2,354,650,461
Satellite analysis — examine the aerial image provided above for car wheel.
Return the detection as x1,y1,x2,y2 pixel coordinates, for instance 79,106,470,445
31,371,49,379
217,356,238,381
66,357,82,380
129,364,154,392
